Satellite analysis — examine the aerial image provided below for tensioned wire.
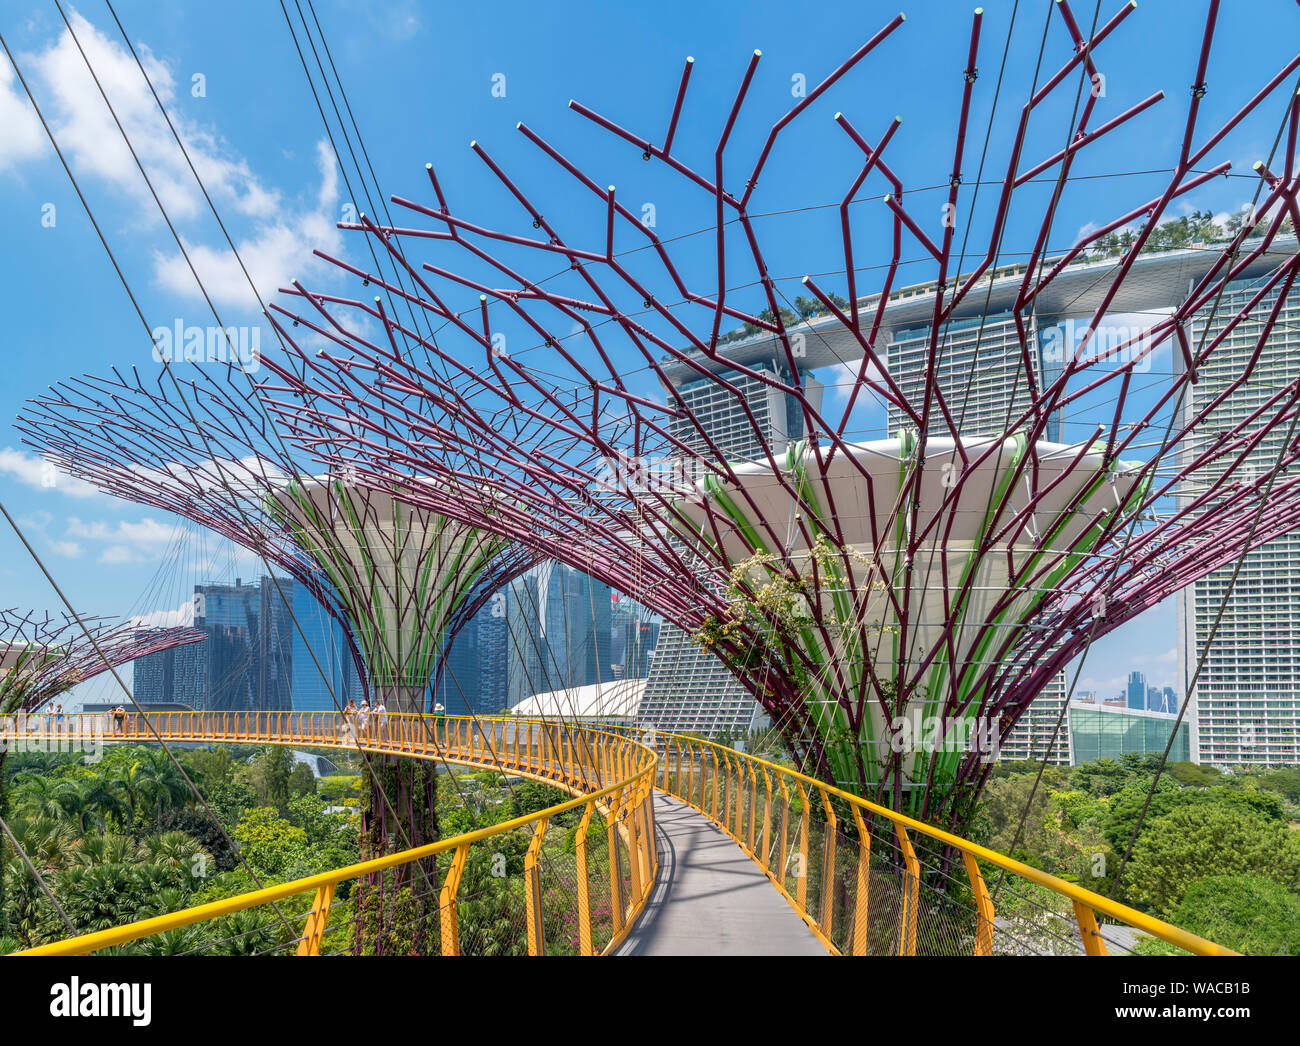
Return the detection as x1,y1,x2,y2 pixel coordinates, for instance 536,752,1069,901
274,0,644,818
22,2,1289,940
0,23,324,940
103,0,572,877
49,5,448,878
5,3,462,920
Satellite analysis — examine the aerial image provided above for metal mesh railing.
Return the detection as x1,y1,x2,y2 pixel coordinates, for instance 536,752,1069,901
653,733,1234,957
9,714,657,957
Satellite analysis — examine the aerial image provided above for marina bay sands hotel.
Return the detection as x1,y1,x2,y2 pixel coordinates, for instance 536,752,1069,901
637,241,1299,768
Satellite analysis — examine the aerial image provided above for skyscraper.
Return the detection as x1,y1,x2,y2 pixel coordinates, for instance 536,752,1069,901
1126,670,1147,711
638,352,823,737
1177,272,1300,764
886,312,1063,441
290,581,364,712
503,561,614,708
132,576,296,712
433,590,509,716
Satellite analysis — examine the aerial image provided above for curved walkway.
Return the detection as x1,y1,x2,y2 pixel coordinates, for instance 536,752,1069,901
618,794,824,956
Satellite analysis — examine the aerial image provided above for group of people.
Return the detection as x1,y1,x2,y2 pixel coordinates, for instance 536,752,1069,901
341,698,387,742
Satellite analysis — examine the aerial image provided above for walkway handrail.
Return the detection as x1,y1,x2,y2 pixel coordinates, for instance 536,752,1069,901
7,712,658,957
651,730,1235,956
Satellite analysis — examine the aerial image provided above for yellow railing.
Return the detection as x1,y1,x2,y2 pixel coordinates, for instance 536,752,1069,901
650,731,1236,957
4,712,1231,956
6,712,657,956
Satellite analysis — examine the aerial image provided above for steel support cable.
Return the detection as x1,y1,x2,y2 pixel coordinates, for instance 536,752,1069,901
838,0,1049,814
270,0,612,808
276,0,440,373
71,2,508,853
0,812,77,939
0,27,318,939
1106,98,1300,897
296,0,446,367
12,10,438,909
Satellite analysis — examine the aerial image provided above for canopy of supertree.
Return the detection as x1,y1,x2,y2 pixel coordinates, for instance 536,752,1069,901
0,609,205,718
15,367,537,715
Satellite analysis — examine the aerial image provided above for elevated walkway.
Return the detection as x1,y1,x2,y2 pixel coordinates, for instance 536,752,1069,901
4,711,1232,957
619,795,823,955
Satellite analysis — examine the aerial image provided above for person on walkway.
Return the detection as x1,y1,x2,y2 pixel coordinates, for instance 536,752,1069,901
342,700,357,743
113,705,126,736
357,700,371,738
373,700,388,740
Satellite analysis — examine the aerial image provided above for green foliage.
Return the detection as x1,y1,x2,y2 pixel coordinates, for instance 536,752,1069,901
1259,766,1300,803
289,763,316,796
317,775,362,806
1166,761,1223,788
1123,804,1300,918
1168,875,1300,956
232,807,310,878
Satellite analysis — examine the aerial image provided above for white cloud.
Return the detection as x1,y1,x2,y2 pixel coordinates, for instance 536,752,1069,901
130,598,194,628
99,544,146,564
65,515,181,545
0,447,101,498
151,139,343,305
3,14,346,308
25,12,281,222
0,54,45,172
48,539,84,559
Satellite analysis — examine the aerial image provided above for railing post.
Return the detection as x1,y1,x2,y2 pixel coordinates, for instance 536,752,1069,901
624,785,644,905
1073,901,1109,956
962,851,996,956
795,781,810,911
296,883,336,956
524,816,550,956
720,751,732,837
439,842,470,956
575,800,595,956
777,777,790,893
747,762,758,853
607,787,625,939
894,824,920,956
710,748,720,822
819,788,837,939
849,806,872,955
759,767,773,871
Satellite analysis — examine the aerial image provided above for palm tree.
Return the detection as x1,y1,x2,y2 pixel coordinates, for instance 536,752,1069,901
12,774,80,823
76,775,127,831
8,815,76,870
140,832,211,879
69,833,139,867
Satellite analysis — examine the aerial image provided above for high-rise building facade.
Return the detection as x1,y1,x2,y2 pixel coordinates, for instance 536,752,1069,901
502,561,615,708
133,576,295,711
290,581,364,712
886,313,1063,441
433,590,509,716
640,353,823,737
889,313,1070,765
1126,671,1147,711
1177,274,1300,765
999,673,1070,765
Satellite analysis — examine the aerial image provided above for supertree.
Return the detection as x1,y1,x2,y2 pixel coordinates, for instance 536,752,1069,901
16,367,537,716
16,364,548,952
0,608,204,723
0,609,204,932
241,0,1300,834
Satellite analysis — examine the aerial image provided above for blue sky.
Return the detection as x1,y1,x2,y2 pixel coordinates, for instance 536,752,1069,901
0,0,1296,706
